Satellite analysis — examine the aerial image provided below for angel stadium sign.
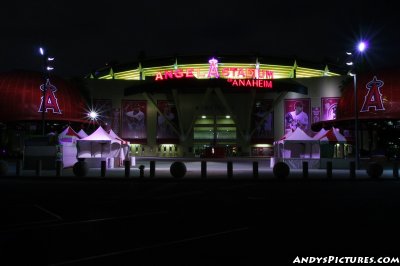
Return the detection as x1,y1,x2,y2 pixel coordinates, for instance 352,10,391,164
154,58,274,89
227,79,273,89
38,78,62,114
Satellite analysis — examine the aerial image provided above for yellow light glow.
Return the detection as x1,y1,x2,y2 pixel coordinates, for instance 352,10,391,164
253,144,272,148
95,61,341,80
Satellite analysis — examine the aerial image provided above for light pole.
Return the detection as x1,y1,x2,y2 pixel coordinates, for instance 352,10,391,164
353,72,359,170
346,41,367,170
38,47,55,136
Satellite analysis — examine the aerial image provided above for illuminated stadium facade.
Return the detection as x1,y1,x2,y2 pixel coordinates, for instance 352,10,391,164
85,55,347,158
2,54,398,161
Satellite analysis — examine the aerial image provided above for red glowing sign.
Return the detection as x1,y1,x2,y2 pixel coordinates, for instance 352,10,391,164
155,68,198,80
154,59,274,81
222,68,273,79
360,76,385,112
38,79,62,114
155,67,274,80
227,79,273,89
207,58,220,78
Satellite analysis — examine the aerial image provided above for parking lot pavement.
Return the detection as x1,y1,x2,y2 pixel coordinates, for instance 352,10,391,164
1,176,400,265
1,157,399,265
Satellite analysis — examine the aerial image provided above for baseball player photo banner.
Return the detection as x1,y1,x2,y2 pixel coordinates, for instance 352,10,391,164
121,100,147,141
321,97,340,121
251,99,274,140
284,98,311,134
157,100,179,140
93,99,113,131
312,106,321,124
111,107,121,134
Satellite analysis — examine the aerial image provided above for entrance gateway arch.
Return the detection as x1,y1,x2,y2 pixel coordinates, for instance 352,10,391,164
88,55,342,158
124,77,308,157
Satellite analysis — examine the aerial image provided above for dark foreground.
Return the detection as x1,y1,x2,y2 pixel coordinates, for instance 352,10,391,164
1,176,400,265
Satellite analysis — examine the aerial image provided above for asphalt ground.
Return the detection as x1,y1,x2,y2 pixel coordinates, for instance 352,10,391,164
1,159,400,265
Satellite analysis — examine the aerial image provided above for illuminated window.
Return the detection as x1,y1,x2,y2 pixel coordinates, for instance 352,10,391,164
217,127,236,139
194,127,214,139
216,116,234,124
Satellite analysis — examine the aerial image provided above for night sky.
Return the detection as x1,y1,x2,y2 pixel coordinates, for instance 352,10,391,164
1,0,399,78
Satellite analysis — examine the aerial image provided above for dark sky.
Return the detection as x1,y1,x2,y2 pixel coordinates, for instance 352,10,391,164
1,0,399,78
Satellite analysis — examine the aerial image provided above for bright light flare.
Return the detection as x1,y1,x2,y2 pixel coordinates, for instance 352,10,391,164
83,104,107,126
88,111,98,120
357,41,367,52
39,47,44,55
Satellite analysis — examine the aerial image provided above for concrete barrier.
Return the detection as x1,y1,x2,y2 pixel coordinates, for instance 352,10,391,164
302,161,308,179
101,160,106,177
227,161,233,179
253,161,258,179
124,160,130,178
350,161,356,179
139,165,145,178
326,161,332,179
56,160,62,177
201,161,207,179
150,161,155,178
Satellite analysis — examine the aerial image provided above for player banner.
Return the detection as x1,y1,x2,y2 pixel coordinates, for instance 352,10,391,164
121,100,147,140
157,100,179,140
321,97,340,121
284,98,310,134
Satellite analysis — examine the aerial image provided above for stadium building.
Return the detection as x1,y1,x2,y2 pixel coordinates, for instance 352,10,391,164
85,55,345,158
1,54,398,163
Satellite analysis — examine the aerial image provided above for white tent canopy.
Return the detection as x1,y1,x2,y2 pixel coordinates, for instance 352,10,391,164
108,129,130,164
312,128,327,140
58,126,80,144
272,127,320,169
77,126,120,158
274,127,319,159
317,127,348,160
275,127,316,145
278,129,294,142
77,129,88,139
79,126,117,142
319,127,347,142
108,129,129,145
58,126,81,167
282,127,315,142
